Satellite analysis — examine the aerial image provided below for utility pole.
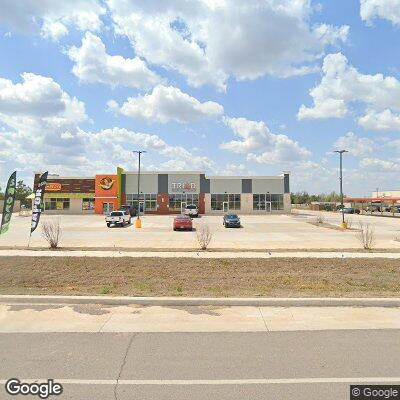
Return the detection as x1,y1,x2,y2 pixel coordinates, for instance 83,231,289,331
133,150,146,228
334,149,348,228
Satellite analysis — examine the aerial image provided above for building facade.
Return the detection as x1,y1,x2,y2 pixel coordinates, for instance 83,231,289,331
34,169,290,215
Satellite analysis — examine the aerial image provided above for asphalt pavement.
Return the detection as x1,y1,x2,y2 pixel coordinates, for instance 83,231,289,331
1,330,400,399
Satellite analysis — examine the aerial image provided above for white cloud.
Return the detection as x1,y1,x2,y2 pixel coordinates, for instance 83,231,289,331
107,0,348,90
68,32,162,89
298,53,400,131
360,0,400,26
333,132,375,156
359,157,399,171
358,109,400,131
0,74,214,184
0,73,86,129
110,85,224,123
0,0,106,40
221,117,311,164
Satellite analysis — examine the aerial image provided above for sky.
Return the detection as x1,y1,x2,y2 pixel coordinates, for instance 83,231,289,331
0,0,399,196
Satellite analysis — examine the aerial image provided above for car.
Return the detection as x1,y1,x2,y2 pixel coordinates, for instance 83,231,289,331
339,207,360,214
173,215,193,231
223,213,241,228
120,204,137,217
385,205,400,213
367,204,383,212
183,204,199,218
105,210,131,227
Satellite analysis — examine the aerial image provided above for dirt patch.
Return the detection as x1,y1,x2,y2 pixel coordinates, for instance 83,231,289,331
1,256,400,297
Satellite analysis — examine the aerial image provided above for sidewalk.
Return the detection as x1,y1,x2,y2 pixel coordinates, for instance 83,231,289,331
1,249,400,258
1,302,400,333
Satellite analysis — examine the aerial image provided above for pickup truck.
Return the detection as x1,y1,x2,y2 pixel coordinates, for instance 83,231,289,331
106,211,131,227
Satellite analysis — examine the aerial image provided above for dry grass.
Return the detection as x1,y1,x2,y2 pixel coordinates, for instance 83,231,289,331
1,256,400,297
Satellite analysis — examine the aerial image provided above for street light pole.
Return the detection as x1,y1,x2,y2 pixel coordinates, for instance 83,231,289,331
334,149,348,227
133,150,146,228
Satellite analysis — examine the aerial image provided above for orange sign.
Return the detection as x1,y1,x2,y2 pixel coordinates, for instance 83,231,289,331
99,177,114,190
46,183,62,192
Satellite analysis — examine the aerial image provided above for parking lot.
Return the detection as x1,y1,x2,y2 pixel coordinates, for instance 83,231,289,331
1,209,400,250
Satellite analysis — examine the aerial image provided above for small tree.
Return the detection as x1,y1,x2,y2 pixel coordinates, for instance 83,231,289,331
41,219,62,249
15,180,33,207
196,224,212,250
358,222,374,250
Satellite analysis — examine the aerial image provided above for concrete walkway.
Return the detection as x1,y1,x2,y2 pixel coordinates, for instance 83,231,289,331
1,303,400,333
1,249,400,258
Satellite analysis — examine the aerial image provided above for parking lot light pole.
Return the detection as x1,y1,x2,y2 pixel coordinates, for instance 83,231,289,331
334,149,348,228
133,150,146,228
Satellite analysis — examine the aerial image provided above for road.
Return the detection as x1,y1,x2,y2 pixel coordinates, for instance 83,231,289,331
1,303,400,399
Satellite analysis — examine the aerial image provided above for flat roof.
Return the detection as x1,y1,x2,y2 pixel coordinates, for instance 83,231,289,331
345,197,400,202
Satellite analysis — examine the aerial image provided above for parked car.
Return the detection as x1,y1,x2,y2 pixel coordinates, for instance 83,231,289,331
184,204,199,218
173,215,193,231
120,204,137,217
223,213,241,228
385,205,400,213
106,211,131,227
340,207,355,214
367,204,383,212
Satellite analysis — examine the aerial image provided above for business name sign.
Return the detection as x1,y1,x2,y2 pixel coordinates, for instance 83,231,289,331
99,177,114,190
171,182,196,192
46,183,62,192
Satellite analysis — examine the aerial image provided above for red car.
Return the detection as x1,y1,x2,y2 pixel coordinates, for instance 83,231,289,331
173,215,193,231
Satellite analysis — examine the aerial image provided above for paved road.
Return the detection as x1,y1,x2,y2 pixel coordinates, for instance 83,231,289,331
1,330,400,399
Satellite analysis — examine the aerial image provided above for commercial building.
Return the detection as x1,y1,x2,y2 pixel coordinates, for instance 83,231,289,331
34,169,290,215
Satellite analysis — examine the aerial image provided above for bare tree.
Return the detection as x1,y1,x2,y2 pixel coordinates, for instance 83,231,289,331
345,217,352,229
357,222,374,250
41,219,62,249
196,224,212,250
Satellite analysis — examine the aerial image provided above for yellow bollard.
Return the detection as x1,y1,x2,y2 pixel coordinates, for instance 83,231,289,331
340,222,347,229
135,218,142,228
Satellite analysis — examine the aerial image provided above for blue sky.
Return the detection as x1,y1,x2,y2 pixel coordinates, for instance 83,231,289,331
0,0,399,196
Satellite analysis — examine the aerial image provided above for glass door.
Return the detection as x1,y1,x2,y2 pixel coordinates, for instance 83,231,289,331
102,202,113,214
265,201,271,213
223,201,229,213
181,202,187,214
139,201,145,216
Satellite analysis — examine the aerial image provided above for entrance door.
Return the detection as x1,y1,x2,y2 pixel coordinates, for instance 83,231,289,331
223,201,229,213
138,201,145,216
265,201,271,213
102,202,113,214
181,202,187,214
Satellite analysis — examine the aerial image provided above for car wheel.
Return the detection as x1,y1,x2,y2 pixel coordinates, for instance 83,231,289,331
107,223,110,228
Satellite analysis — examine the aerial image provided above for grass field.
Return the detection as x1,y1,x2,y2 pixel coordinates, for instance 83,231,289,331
1,256,400,297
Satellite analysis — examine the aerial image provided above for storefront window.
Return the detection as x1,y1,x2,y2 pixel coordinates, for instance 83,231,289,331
211,194,241,210
253,194,283,210
44,198,70,211
82,198,95,210
126,194,157,211
169,194,198,211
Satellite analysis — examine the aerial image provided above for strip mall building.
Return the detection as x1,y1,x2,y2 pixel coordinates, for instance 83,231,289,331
34,169,291,215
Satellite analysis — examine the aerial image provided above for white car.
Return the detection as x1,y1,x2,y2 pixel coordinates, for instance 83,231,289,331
184,204,199,218
105,211,131,227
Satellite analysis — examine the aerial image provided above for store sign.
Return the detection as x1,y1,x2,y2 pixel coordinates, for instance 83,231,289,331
46,183,62,192
99,177,114,190
171,182,196,192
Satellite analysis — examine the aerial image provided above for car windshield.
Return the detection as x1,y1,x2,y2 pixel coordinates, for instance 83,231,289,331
226,214,238,219
186,205,197,209
176,215,190,220
110,211,123,216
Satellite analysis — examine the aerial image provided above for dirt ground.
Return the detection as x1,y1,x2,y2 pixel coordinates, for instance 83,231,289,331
1,256,400,297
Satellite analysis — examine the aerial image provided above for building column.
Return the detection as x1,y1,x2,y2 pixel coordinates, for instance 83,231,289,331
284,193,291,213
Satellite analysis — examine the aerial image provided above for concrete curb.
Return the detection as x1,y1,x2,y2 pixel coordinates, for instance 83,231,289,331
1,295,400,307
